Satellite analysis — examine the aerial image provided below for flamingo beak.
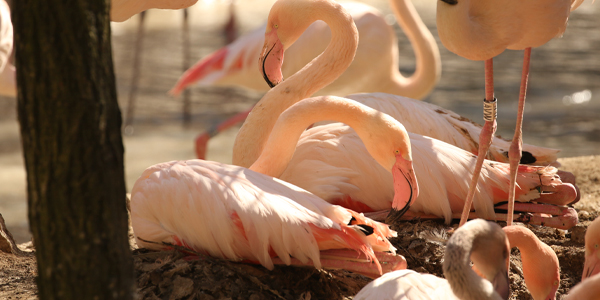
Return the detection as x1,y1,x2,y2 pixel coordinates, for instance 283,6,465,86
492,266,510,300
386,156,419,224
583,248,600,280
259,29,284,88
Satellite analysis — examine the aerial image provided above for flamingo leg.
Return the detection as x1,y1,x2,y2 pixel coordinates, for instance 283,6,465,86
507,48,532,226
195,107,253,159
459,58,497,227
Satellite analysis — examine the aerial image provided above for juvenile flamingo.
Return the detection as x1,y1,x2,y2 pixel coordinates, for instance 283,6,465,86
172,0,441,156
243,0,578,227
130,96,417,278
436,0,585,227
354,219,511,300
582,216,600,280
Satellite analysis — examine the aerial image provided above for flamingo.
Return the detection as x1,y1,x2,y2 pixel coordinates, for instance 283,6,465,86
110,0,199,22
582,216,600,280
171,0,441,158
568,273,600,299
0,0,15,97
354,221,562,299
130,95,418,278
436,0,585,227
501,225,560,300
239,0,578,228
354,219,511,300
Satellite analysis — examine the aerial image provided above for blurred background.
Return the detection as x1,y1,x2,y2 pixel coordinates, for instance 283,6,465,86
0,0,598,243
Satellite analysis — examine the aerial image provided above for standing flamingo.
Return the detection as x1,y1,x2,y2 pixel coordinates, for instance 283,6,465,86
0,0,15,97
354,219,511,300
240,0,578,228
171,0,441,157
582,216,600,280
130,96,418,278
436,0,585,227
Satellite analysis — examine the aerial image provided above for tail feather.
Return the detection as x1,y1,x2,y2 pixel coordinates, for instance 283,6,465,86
170,47,229,96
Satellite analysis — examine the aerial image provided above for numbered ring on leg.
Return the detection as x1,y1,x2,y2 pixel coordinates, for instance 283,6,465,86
483,97,497,122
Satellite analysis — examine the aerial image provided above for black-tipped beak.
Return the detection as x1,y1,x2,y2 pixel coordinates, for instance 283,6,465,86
440,0,458,4
261,44,277,88
385,203,411,225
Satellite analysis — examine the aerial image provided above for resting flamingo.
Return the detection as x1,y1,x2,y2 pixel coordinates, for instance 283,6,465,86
354,219,511,300
436,0,585,227
238,0,578,228
110,0,198,22
130,95,417,278
0,0,15,97
171,0,441,157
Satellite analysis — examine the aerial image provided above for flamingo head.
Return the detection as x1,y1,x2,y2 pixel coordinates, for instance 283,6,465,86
259,0,338,87
361,118,416,223
469,221,511,300
583,217,600,280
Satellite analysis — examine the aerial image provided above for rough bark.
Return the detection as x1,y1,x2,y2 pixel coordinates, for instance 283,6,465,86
12,0,134,299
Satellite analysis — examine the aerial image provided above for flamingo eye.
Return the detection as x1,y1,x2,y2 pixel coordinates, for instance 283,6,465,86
554,280,558,286
394,150,400,154
274,24,279,29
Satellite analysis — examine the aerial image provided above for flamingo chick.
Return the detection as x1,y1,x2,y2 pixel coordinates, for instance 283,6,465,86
582,216,600,280
354,219,510,300
436,0,585,227
131,96,417,278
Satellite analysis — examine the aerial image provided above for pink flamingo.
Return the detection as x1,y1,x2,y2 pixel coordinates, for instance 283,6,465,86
0,0,15,97
354,219,511,300
110,0,198,22
568,273,600,299
354,221,562,299
242,0,578,228
130,95,417,278
171,0,441,158
582,216,600,280
436,0,585,227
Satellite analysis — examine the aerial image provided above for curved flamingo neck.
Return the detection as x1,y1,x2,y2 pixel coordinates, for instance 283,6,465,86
503,226,559,300
444,222,505,300
387,0,440,100
232,1,358,168
249,96,409,179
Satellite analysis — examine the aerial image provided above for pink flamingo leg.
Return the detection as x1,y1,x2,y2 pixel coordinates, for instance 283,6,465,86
459,59,497,227
195,107,253,159
507,47,531,226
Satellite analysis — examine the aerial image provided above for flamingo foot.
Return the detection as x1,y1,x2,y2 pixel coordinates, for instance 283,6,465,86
494,202,578,229
538,183,579,206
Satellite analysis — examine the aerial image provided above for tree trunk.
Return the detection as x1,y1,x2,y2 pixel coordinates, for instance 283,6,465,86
12,0,134,299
